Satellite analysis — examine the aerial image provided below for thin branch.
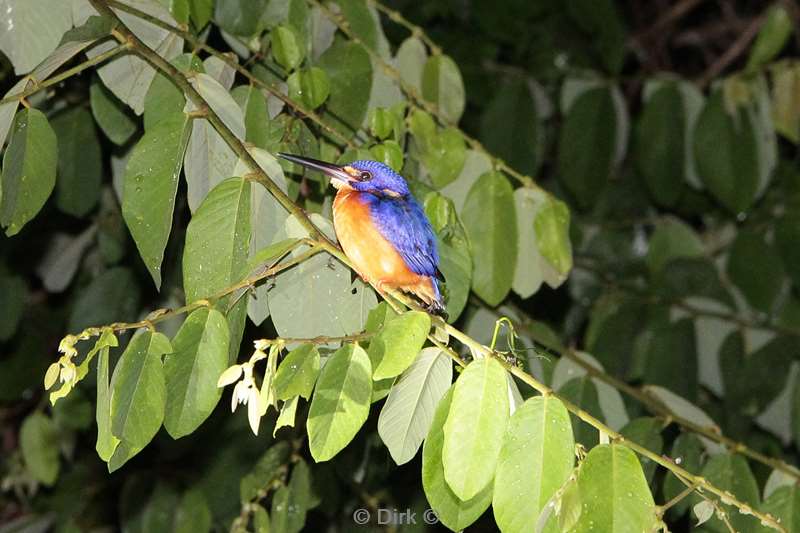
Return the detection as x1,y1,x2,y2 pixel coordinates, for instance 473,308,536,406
697,15,763,87
658,482,698,514
0,44,129,106
367,0,442,55
560,349,800,481
100,245,321,335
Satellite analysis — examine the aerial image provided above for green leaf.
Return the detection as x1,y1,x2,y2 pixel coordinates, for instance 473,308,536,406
377,347,452,465
558,86,617,209
369,311,431,380
646,217,705,276
636,318,698,401
144,53,203,131
643,385,724,454
174,488,212,533
758,486,800,533
534,194,573,284
558,376,604,447
183,177,251,302
422,55,465,124
20,412,59,486
635,82,686,207
422,387,492,531
189,0,214,29
747,5,793,71
423,192,472,321
693,90,760,213
317,39,373,139
775,212,800,287
164,308,230,438
87,1,184,114
493,396,575,533
273,344,321,400
662,434,704,518
770,62,800,144
68,267,141,333
480,79,542,176
442,357,509,500
96,331,120,462
572,444,657,532
110,331,171,452
337,0,379,52
287,67,330,110
272,25,305,70
274,396,299,435
307,344,372,462
184,73,245,211
726,229,785,312
369,140,404,171
232,85,271,149
619,417,663,483
240,442,291,503
90,79,138,146
397,37,426,93
51,107,102,217
1,108,58,236
0,0,72,74
271,459,313,533
428,128,467,189
565,0,626,73
462,171,517,306
0,272,25,341
695,453,760,532
721,333,794,416
215,0,267,36
124,112,191,289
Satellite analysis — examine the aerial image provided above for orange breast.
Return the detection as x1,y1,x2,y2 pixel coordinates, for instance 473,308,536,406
332,190,420,287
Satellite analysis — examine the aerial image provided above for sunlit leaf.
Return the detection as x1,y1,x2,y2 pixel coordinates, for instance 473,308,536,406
422,55,465,124
369,311,431,380
493,396,574,533
442,357,509,500
422,387,492,531
572,444,657,532
307,344,372,462
274,344,321,401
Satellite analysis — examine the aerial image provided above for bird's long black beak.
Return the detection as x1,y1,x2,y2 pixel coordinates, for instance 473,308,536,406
277,153,353,185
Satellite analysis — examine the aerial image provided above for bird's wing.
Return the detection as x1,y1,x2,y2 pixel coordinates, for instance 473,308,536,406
367,195,440,278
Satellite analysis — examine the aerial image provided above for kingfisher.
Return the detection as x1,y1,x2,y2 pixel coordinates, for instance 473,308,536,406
278,153,446,317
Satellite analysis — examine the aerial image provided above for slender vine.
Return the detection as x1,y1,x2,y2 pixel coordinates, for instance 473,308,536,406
72,2,788,530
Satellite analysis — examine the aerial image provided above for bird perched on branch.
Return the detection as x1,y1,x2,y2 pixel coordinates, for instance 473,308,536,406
278,153,446,317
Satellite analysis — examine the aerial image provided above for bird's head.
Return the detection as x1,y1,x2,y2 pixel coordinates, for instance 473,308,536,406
278,153,410,197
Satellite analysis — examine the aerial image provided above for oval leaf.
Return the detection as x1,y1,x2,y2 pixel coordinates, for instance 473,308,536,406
573,444,657,532
493,396,575,533
442,357,510,500
307,344,372,462
164,308,230,438
422,387,492,531
1,108,57,236
378,347,452,465
462,171,518,306
369,310,431,380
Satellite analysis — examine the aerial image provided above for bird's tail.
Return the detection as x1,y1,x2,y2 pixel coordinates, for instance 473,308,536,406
410,277,447,319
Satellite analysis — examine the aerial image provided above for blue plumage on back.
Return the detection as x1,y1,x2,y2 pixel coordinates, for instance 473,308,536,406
362,193,439,279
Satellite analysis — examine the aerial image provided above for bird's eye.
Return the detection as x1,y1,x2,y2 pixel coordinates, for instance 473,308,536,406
358,171,372,182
